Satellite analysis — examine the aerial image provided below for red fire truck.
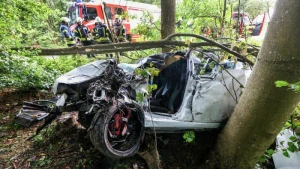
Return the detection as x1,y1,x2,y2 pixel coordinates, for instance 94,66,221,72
67,0,161,42
231,12,252,36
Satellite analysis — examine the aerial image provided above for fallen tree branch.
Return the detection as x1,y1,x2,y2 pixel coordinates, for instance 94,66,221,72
27,41,212,55
7,33,255,66
166,33,254,66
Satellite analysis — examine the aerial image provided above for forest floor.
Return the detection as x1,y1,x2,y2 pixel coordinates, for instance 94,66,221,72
0,89,219,169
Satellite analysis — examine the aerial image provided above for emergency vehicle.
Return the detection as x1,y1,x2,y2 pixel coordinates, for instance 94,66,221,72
231,12,252,36
67,0,161,42
251,8,274,39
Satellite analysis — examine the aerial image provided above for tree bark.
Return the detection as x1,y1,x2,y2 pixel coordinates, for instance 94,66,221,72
211,0,300,168
138,134,161,169
161,0,176,52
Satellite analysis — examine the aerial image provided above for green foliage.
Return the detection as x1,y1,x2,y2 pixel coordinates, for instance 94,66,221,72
36,156,52,167
0,0,66,48
275,81,290,88
135,64,159,103
0,54,92,90
275,81,300,93
132,10,161,41
258,148,274,166
136,93,144,103
0,0,76,90
183,131,195,143
282,149,290,158
33,134,44,145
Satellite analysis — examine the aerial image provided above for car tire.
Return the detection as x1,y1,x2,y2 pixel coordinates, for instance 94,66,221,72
89,100,144,158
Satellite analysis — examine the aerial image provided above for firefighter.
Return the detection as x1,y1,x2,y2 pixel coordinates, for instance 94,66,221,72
74,17,95,58
92,16,113,58
113,16,126,43
113,16,126,56
59,17,76,47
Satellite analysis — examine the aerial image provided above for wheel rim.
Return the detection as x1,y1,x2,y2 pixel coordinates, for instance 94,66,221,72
105,106,143,153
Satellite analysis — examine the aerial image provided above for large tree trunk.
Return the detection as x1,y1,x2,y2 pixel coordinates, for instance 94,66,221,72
161,0,175,52
211,0,300,168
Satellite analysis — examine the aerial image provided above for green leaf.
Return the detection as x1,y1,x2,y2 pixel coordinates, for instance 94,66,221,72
147,85,152,93
289,136,298,142
259,156,266,163
200,69,205,75
136,93,144,103
266,149,274,155
152,84,157,90
283,149,290,158
287,142,297,152
183,131,195,143
149,62,153,68
275,81,289,88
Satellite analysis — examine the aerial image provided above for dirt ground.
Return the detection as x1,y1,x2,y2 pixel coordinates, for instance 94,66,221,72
0,89,219,169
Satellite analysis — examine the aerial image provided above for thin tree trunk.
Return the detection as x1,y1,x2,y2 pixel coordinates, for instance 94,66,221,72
220,0,227,36
161,0,175,52
138,134,161,169
210,0,300,168
236,0,240,39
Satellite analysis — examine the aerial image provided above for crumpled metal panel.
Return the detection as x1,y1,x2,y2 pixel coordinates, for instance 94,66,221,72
15,109,49,127
272,129,300,169
52,60,108,94
192,69,247,123
118,63,141,73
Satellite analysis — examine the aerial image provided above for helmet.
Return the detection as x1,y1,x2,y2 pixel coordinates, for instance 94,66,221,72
178,17,183,21
95,16,103,24
115,16,122,25
61,17,70,23
76,17,83,24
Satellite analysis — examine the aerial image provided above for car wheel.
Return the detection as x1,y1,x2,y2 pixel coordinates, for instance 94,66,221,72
89,101,144,158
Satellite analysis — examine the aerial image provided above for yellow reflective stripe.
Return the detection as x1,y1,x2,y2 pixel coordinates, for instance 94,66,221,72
80,38,91,41
102,27,106,37
96,37,109,40
67,41,76,44
78,29,82,37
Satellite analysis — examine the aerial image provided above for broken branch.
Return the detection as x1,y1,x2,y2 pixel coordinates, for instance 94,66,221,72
6,33,255,66
165,33,254,66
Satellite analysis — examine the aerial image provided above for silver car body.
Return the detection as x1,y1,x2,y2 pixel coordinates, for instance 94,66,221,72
52,50,249,132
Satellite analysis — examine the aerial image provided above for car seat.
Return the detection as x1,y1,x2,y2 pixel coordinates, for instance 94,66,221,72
150,59,187,113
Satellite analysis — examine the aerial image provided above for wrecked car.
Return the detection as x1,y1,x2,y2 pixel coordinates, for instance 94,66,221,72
15,48,250,158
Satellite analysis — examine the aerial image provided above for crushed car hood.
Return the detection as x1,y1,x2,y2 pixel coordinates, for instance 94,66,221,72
52,60,108,94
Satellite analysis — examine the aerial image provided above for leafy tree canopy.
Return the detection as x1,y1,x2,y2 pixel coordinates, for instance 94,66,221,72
0,0,68,49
